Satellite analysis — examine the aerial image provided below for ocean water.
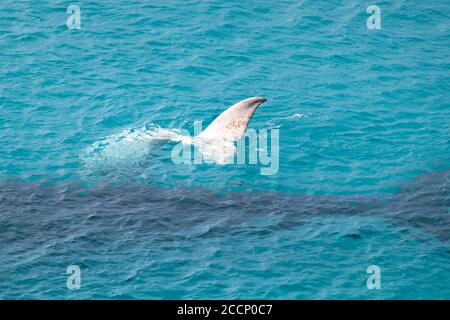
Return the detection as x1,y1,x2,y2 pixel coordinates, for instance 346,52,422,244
0,0,449,299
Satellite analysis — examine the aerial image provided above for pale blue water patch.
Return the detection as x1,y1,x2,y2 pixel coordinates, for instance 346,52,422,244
0,0,449,299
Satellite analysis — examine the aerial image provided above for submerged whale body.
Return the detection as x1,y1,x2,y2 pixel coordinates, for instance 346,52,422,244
1,169,449,245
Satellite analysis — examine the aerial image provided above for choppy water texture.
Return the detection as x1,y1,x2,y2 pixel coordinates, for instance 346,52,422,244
0,0,449,299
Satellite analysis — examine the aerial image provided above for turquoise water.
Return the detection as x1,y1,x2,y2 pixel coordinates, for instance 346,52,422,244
0,0,449,299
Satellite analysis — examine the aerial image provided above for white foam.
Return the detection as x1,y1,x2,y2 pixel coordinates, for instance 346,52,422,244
81,124,189,167
81,123,236,170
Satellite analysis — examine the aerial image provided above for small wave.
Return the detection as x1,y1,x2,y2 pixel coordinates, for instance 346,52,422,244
286,113,305,120
265,113,305,129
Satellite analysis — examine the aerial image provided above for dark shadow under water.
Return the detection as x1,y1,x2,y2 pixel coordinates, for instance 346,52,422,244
0,169,449,250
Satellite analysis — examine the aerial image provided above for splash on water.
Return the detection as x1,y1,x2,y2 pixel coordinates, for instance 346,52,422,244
82,122,239,172
82,123,187,168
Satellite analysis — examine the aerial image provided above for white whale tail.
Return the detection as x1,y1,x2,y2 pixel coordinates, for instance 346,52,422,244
83,97,267,168
198,97,267,142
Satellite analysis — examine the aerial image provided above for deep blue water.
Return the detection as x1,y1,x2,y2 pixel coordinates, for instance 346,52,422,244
0,0,449,299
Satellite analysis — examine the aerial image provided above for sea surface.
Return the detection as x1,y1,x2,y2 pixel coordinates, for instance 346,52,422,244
0,0,449,299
